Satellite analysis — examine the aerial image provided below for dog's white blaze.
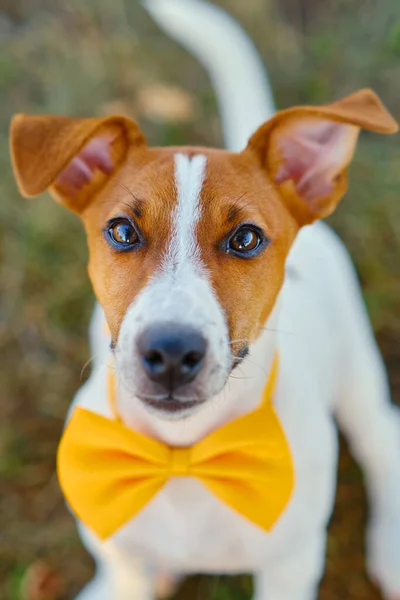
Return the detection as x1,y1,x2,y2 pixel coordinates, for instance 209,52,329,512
163,153,207,273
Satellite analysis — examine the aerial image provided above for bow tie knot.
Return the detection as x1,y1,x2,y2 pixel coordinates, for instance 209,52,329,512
170,447,191,476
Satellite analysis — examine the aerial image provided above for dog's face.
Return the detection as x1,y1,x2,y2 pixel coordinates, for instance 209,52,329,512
83,147,297,414
11,90,397,417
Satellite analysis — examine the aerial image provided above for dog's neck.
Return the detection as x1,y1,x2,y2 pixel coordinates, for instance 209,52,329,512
116,301,281,447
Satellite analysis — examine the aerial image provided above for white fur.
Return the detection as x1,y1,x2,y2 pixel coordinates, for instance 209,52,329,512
68,1,400,599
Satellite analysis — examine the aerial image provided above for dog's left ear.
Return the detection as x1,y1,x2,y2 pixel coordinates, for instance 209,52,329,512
246,89,398,225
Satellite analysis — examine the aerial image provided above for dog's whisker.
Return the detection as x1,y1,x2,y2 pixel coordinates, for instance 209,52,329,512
80,356,95,380
81,353,112,380
262,326,297,337
230,361,252,381
116,375,139,399
98,196,143,219
233,355,269,376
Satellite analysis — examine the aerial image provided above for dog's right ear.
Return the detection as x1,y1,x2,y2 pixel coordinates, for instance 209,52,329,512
10,114,146,213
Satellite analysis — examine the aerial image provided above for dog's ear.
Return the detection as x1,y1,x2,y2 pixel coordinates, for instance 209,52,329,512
10,114,146,213
246,89,398,225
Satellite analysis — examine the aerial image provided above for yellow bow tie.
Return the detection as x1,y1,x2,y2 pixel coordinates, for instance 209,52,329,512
57,354,294,540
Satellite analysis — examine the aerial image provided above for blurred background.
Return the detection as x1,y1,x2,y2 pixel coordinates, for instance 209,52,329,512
1,0,400,598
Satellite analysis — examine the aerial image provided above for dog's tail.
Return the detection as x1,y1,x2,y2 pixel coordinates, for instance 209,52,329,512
143,0,276,152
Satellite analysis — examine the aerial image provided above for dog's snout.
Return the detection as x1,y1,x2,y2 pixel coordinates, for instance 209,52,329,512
138,324,207,390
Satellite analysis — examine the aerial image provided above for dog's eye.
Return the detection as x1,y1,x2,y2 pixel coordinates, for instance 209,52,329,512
228,226,263,255
108,220,139,248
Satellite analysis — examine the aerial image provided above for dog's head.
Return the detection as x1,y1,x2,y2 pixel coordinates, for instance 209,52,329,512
11,90,397,417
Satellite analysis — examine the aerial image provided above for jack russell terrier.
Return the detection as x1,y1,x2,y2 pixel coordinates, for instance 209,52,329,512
9,0,400,598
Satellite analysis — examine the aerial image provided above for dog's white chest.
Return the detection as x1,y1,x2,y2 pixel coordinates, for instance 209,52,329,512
115,478,264,571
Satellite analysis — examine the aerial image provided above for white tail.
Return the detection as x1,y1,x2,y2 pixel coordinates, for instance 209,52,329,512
143,0,276,152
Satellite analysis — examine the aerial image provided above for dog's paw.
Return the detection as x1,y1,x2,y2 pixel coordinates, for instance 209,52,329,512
367,517,400,600
155,572,180,599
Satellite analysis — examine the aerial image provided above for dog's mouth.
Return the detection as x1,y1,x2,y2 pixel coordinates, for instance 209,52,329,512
136,393,205,415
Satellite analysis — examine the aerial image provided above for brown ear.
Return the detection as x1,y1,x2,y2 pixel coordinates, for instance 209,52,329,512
10,113,146,213
246,89,398,225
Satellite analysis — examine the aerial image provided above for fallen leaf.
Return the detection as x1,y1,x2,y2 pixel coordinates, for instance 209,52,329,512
20,561,64,600
137,83,198,123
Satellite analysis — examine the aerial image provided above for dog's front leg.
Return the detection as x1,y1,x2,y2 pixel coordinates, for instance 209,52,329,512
74,558,154,600
253,533,326,600
333,270,400,599
75,523,157,600
335,353,400,600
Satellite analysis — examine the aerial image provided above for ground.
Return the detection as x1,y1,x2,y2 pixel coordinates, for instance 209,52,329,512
1,0,400,598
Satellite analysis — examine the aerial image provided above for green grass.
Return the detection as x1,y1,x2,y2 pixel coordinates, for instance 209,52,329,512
1,0,399,598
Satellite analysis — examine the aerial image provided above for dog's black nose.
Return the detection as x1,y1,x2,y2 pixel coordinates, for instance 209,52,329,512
138,324,207,390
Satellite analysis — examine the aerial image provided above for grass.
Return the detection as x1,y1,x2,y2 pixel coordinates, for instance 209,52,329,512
1,0,400,598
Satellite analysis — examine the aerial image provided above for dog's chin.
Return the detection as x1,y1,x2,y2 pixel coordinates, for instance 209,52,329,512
136,394,207,420
119,361,233,421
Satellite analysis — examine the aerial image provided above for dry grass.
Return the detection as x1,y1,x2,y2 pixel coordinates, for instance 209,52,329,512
1,0,400,598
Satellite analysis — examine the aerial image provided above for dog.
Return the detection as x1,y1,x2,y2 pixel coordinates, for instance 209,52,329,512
10,0,400,598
